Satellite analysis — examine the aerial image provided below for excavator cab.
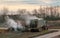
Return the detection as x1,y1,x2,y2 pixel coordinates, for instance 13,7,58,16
29,19,47,32
29,19,39,32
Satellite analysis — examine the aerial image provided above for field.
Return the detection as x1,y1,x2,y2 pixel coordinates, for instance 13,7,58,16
0,20,59,38
47,21,60,29
0,30,57,38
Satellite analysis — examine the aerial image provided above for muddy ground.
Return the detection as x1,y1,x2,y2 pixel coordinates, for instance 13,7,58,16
0,30,57,38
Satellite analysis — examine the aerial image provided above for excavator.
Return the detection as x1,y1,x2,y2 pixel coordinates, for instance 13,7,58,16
27,18,48,32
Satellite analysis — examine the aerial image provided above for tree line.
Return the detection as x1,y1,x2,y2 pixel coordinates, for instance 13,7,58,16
0,6,60,21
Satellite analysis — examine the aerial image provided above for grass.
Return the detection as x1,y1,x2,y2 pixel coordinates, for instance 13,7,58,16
47,21,60,29
49,25,60,29
0,30,58,38
29,30,58,38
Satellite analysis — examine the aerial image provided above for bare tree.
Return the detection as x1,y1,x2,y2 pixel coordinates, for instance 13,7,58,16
32,9,38,16
17,9,26,15
2,7,9,15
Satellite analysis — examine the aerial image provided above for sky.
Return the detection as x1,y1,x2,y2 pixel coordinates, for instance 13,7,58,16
0,0,60,11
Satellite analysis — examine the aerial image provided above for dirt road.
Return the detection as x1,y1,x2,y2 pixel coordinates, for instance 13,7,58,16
34,29,60,38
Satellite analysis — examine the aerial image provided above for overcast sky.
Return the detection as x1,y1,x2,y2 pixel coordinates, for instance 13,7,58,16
0,0,60,6
0,0,60,11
